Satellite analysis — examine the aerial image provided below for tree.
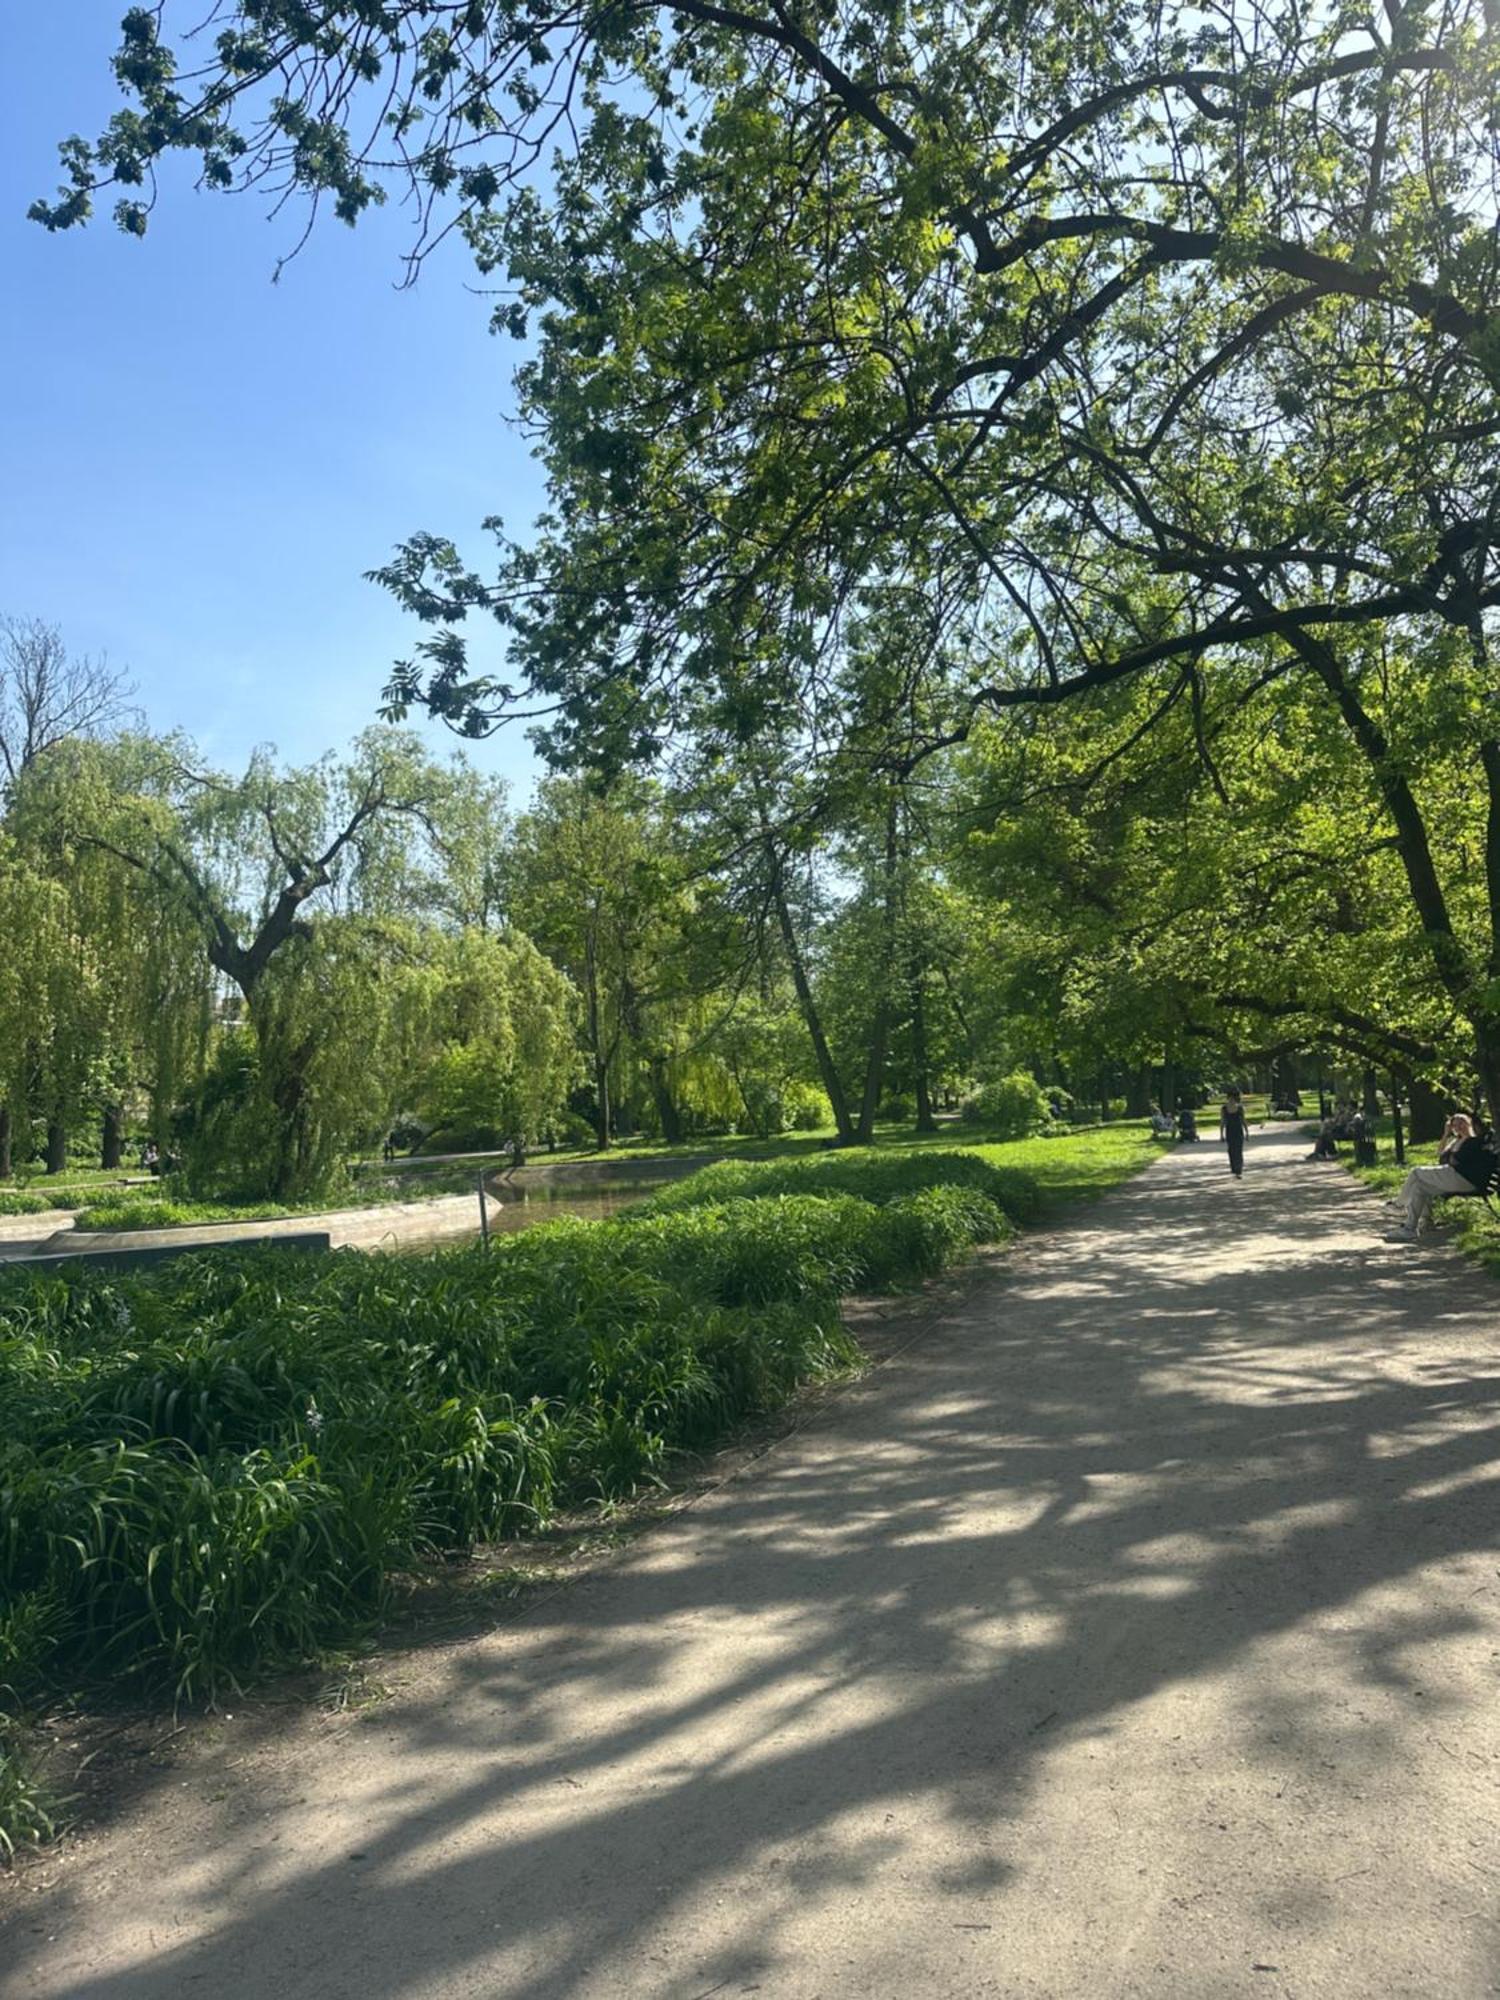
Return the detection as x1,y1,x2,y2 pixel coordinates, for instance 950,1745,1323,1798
509,778,702,1147
0,616,134,794
30,730,464,1195
0,840,71,1177
417,928,580,1153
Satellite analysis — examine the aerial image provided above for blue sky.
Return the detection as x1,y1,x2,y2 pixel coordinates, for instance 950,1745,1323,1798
1,4,545,793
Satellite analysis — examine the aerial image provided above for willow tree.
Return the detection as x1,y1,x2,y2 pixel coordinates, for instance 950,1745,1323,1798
28,729,463,1196
416,928,580,1153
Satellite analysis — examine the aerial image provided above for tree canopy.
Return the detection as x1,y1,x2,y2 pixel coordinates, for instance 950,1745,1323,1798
24,1,1500,1121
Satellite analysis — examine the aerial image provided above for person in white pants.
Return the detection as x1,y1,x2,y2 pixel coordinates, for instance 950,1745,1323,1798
1387,1113,1487,1238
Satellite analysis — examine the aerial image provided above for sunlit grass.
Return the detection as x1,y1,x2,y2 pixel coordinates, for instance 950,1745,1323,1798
961,1125,1167,1210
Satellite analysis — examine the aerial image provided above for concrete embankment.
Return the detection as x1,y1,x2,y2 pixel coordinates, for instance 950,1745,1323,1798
0,1153,710,1268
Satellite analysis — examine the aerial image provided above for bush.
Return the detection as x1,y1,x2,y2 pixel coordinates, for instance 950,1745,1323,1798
858,1186,1009,1288
0,1192,52,1218
624,1194,879,1305
73,1198,291,1232
960,1072,1053,1140
633,1145,1040,1224
784,1081,834,1131
876,1092,916,1124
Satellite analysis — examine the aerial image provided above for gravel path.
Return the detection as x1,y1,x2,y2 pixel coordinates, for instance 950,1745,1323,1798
6,1127,1500,1998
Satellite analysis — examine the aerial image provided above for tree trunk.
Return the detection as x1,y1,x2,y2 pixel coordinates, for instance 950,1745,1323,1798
101,1102,124,1170
1408,1074,1447,1143
855,1001,891,1144
582,934,612,1150
855,795,901,1146
1472,1017,1500,1136
769,866,855,1145
46,1119,66,1175
1362,1067,1381,1121
1126,1067,1154,1116
648,1055,684,1145
592,1054,612,1151
1390,1074,1407,1166
1160,1062,1178,1119
0,1104,10,1180
910,971,937,1134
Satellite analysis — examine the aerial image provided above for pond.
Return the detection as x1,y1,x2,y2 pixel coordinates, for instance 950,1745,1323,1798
395,1165,691,1251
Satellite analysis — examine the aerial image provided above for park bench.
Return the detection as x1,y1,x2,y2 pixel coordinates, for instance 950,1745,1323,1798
1429,1145,1500,1221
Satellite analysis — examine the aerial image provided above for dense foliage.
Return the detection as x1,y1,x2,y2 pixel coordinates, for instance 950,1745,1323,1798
29,0,1500,1121
0,1145,1024,1838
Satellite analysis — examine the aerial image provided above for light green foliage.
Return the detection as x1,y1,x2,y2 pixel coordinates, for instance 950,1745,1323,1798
967,1128,1162,1210
417,927,580,1152
30,0,1500,1117
73,1198,291,1231
633,1145,1040,1224
960,1073,1053,1141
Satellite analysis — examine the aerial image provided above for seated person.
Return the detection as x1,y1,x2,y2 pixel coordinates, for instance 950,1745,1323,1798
1387,1113,1491,1239
1148,1104,1175,1136
1307,1117,1340,1160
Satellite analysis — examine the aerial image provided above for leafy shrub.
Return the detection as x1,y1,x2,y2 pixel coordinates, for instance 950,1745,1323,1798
783,1081,833,1130
876,1092,916,1124
858,1186,1010,1288
633,1146,1040,1224
0,1192,52,1218
960,1072,1053,1139
624,1195,878,1305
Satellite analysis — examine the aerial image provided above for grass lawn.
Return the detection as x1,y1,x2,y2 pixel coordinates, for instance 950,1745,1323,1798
6,1116,1167,1230
956,1124,1166,1209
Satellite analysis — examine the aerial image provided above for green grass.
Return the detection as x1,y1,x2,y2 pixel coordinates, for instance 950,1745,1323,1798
958,1125,1165,1209
0,1192,60,1219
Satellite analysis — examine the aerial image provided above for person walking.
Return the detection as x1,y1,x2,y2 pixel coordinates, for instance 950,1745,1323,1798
1219,1086,1249,1178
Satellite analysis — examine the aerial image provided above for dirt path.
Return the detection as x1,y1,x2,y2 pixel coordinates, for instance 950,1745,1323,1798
6,1128,1500,1998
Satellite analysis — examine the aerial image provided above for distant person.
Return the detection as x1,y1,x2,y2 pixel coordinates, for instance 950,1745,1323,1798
141,1140,160,1176
1219,1088,1249,1178
1387,1112,1491,1239
1149,1104,1174,1137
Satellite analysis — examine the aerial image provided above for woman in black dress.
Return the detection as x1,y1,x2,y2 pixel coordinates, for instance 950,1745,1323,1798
1219,1088,1248,1178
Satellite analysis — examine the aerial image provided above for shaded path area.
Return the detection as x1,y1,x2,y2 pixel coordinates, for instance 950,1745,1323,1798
6,1129,1500,1997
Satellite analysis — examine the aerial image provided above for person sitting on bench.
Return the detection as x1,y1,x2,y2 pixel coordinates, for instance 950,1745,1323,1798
1307,1116,1340,1160
1386,1113,1491,1239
